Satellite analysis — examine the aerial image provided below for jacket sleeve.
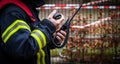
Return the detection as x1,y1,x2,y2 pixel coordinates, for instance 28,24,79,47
0,5,56,59
40,19,63,49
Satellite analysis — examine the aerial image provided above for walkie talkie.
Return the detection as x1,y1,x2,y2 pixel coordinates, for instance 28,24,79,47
53,5,81,30
52,5,82,48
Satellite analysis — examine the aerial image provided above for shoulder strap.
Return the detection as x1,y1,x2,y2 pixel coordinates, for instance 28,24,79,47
0,0,35,22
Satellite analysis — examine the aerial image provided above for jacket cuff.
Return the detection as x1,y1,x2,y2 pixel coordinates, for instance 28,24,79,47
41,19,56,34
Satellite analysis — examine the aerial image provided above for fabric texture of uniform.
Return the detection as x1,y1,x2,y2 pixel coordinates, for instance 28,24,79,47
0,0,58,64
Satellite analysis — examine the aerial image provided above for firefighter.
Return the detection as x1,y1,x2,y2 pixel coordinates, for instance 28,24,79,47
0,0,66,64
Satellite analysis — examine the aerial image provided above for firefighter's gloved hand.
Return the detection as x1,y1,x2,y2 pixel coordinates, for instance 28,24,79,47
47,10,65,29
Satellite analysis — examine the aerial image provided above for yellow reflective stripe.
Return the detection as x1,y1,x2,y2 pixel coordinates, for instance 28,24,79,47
38,30,46,47
2,20,31,43
4,26,30,43
31,30,46,64
30,33,42,49
31,32,46,64
37,52,40,64
2,20,30,38
41,49,45,64
32,30,46,47
37,49,45,64
37,30,46,64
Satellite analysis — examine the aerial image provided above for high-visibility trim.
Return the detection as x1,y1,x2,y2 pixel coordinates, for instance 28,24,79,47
30,33,42,49
37,52,41,64
2,20,31,43
38,30,46,46
33,30,46,47
32,31,44,47
40,49,45,64
31,30,46,48
30,30,46,64
37,49,45,64
2,23,30,40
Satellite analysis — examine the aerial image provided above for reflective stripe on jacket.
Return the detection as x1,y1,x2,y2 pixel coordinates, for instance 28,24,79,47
0,4,56,64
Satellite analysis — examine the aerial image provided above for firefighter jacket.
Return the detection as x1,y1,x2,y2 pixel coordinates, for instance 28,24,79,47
0,1,58,64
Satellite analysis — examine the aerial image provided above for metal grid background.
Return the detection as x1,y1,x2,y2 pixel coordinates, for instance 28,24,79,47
38,0,120,64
